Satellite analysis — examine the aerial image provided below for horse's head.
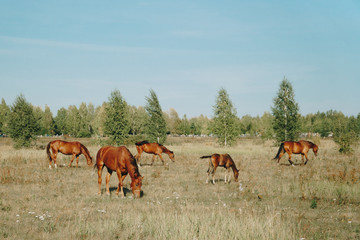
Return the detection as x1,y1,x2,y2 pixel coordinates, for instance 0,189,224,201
234,169,239,182
313,145,318,156
131,175,143,198
169,151,175,161
87,156,93,166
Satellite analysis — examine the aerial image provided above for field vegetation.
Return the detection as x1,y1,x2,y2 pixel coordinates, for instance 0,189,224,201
0,136,359,239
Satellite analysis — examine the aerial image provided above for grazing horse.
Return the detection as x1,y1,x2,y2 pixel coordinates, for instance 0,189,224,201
46,140,93,168
273,140,318,166
200,153,239,184
95,146,143,198
135,140,175,165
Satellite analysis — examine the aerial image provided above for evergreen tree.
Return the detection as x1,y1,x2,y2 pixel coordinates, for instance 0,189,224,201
0,98,10,135
144,89,167,144
8,95,40,148
104,90,130,145
211,88,238,146
271,77,300,143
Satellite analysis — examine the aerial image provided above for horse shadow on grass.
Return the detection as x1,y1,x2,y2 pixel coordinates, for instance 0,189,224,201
107,187,144,198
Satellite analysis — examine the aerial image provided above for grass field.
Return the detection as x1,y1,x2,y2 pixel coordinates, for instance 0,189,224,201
0,136,359,239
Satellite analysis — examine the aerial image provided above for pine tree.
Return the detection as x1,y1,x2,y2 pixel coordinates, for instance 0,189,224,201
144,89,167,144
104,90,130,145
8,95,40,148
271,77,300,143
211,88,238,146
0,98,10,135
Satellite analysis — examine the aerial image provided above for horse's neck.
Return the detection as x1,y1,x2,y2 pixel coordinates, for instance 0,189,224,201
127,159,140,179
162,147,170,154
81,146,90,160
230,164,237,172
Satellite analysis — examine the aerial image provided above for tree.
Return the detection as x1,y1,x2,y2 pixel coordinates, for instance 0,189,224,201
144,89,167,144
8,95,40,148
41,105,55,136
104,90,130,145
271,77,300,143
54,107,68,135
333,113,358,154
211,88,238,146
0,98,10,135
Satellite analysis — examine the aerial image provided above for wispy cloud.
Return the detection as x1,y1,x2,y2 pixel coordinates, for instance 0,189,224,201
0,35,153,53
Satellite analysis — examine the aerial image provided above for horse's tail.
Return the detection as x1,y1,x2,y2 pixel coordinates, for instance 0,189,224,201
46,142,52,161
135,140,149,146
200,155,212,159
273,143,285,160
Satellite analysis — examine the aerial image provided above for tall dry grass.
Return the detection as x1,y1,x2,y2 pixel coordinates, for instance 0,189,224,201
0,136,359,239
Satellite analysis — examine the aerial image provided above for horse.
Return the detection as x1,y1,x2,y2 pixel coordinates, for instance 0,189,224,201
200,153,239,184
46,140,93,168
273,140,318,166
135,140,175,165
95,146,143,198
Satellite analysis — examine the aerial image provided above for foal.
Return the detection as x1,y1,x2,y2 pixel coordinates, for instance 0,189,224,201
200,153,239,184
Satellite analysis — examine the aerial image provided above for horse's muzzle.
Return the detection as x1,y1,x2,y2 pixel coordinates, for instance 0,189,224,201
133,190,141,198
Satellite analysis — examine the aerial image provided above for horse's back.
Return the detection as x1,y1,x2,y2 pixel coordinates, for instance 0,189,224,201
97,146,133,170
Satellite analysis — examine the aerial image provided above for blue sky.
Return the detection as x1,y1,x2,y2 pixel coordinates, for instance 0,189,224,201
1,0,359,118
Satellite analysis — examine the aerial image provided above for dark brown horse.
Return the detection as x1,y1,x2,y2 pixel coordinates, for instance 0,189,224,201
46,140,93,168
135,140,175,165
200,153,239,184
273,140,318,166
95,146,143,198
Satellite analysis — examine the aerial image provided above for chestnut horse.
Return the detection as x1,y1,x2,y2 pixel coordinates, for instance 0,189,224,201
46,140,93,168
273,140,318,166
135,140,174,165
200,153,239,184
95,146,143,198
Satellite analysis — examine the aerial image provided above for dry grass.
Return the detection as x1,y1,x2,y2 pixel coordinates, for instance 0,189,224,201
0,136,359,239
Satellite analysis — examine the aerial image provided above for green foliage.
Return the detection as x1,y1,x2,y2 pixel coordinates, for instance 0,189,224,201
310,199,317,209
333,114,358,154
54,107,68,135
0,98,10,134
8,95,40,148
271,77,300,143
128,105,147,135
144,89,167,144
211,88,238,146
104,90,130,145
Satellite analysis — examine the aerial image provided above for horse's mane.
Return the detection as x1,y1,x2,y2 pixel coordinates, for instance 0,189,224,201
135,140,149,146
160,144,172,153
80,143,91,158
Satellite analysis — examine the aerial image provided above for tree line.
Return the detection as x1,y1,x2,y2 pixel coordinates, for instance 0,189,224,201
1,79,359,152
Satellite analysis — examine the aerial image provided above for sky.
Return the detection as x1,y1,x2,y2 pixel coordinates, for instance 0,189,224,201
1,0,359,118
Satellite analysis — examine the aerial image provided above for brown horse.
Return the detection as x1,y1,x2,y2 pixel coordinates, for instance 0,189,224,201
95,146,143,198
200,153,239,184
46,140,93,168
273,140,318,166
135,140,175,165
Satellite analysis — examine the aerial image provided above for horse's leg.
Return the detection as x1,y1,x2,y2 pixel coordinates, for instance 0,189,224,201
53,152,58,168
69,154,76,167
151,154,156,165
48,151,53,169
212,166,218,184
288,153,294,166
75,155,80,168
225,168,231,184
115,169,125,197
97,165,104,196
105,171,112,195
158,154,165,165
304,153,309,165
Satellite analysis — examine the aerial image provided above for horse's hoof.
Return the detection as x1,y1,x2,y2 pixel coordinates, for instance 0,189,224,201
106,192,110,196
